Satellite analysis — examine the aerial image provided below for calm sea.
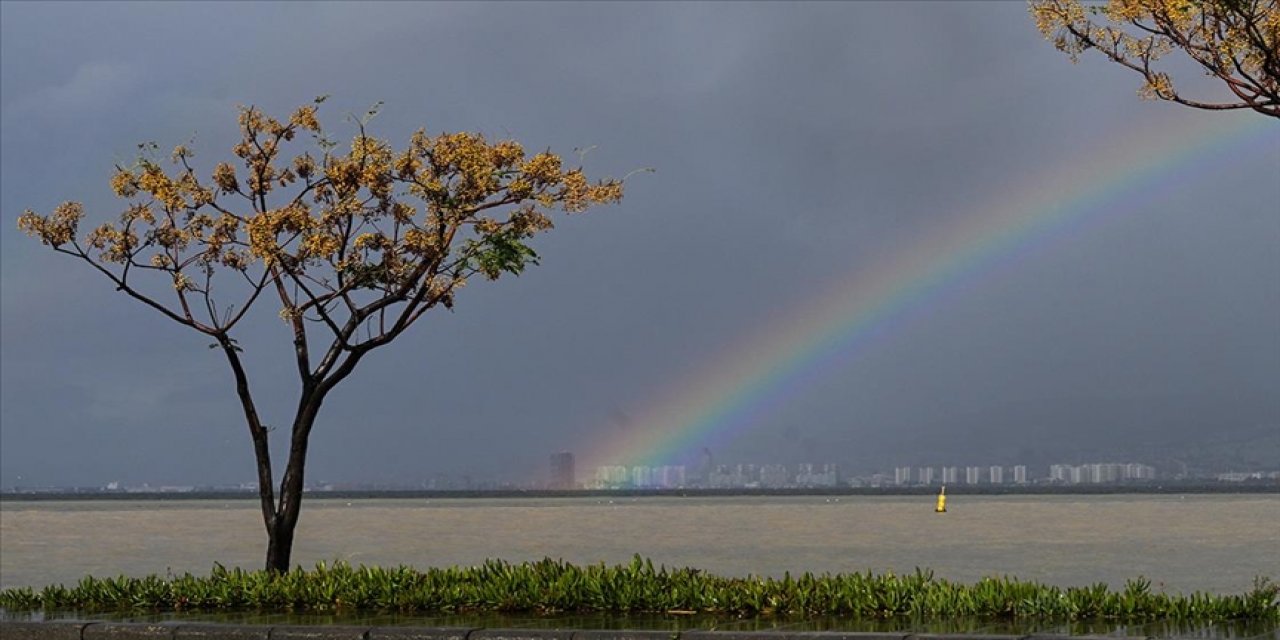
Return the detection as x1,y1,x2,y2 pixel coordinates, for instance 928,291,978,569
1,494,1277,594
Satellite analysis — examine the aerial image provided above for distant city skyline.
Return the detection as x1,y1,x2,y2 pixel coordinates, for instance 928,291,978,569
10,459,1279,496
6,435,1276,493
7,445,1278,493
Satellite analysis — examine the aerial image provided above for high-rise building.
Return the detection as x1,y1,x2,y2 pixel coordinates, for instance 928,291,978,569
1013,465,1027,484
697,448,714,486
1125,463,1156,480
941,466,959,484
549,452,575,490
1050,462,1156,485
595,465,629,488
652,465,686,488
760,464,790,487
965,466,981,484
1090,463,1122,483
918,467,935,485
797,463,839,487
895,466,912,486
707,465,735,488
988,465,1004,484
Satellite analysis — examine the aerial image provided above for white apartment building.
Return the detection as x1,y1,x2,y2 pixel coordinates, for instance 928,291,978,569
652,465,686,488
759,464,789,488
1049,462,1157,484
594,465,631,488
1126,463,1156,480
707,464,755,488
796,463,839,487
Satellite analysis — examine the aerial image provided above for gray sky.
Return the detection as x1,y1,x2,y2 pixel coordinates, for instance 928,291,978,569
2,1,1277,488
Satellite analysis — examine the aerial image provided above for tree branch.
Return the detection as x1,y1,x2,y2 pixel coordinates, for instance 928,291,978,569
216,333,277,529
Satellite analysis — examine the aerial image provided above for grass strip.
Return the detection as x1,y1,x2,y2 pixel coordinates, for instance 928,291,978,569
1,556,1275,622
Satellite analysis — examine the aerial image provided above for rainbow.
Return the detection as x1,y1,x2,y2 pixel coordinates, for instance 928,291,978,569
584,111,1278,470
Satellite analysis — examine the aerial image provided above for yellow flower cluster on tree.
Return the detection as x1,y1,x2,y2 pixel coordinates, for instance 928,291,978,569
1030,0,1279,118
84,222,139,264
289,106,321,132
246,204,317,265
17,202,84,249
111,169,139,198
299,231,341,261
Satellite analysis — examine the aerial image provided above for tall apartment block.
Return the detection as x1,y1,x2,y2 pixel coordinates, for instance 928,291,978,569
1048,462,1156,484
549,451,575,490
760,464,790,487
796,463,839,487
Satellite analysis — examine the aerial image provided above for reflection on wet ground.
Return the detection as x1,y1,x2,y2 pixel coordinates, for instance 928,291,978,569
3,609,1276,639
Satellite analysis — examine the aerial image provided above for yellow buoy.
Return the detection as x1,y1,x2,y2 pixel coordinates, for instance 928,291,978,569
935,485,947,513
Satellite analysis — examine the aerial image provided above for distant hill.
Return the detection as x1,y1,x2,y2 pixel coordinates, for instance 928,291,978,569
867,392,1279,475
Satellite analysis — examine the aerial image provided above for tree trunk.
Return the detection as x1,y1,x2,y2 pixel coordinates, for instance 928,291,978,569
222,327,353,574
261,389,324,574
218,338,290,573
264,518,296,572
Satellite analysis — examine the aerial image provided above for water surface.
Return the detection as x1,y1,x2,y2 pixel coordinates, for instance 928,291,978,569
2,494,1276,594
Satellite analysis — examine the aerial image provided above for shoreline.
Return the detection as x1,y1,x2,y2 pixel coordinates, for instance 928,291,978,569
2,483,1278,502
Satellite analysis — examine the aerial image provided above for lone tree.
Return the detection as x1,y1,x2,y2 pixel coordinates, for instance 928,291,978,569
1030,0,1279,118
18,100,623,572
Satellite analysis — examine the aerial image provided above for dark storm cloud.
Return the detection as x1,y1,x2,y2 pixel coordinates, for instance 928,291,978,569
2,2,1276,487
